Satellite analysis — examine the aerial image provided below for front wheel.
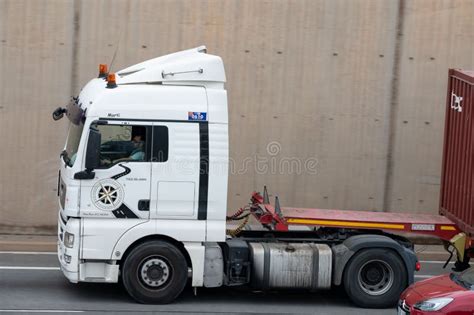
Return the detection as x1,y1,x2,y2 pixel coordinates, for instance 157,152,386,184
122,241,188,304
343,248,407,308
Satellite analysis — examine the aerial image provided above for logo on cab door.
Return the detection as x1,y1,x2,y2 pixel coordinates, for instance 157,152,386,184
91,178,124,211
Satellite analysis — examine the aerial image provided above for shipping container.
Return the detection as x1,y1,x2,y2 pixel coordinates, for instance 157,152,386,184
440,69,474,237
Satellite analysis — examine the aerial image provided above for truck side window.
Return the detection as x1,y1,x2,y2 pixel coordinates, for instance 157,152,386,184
97,124,151,168
152,126,169,162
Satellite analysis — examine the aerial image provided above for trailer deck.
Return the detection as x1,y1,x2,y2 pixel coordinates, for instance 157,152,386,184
249,188,462,243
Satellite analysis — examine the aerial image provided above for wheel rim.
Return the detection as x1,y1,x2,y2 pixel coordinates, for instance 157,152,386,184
357,259,394,296
138,256,172,288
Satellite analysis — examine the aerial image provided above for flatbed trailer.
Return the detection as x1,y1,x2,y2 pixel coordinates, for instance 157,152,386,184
249,188,469,243
252,187,471,262
250,188,460,241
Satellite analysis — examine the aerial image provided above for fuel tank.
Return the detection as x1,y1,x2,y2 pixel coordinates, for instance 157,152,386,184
249,242,332,290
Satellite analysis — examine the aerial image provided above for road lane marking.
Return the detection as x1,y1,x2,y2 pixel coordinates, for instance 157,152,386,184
419,260,473,265
0,311,83,313
419,260,450,264
415,251,450,254
0,266,60,270
415,275,435,279
0,251,56,255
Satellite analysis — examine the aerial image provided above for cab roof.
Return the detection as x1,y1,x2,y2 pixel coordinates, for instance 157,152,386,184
115,46,226,88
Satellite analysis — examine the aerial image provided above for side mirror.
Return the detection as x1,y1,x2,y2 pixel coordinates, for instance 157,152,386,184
52,107,66,121
85,128,101,170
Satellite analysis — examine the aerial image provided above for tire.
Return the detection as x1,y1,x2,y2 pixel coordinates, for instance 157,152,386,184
122,241,188,304
342,248,407,308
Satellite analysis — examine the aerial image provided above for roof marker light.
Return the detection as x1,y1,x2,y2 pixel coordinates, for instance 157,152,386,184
106,73,117,89
98,64,108,78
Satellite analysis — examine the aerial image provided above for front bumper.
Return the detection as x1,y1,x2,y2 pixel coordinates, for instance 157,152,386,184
58,240,80,283
57,212,119,283
398,299,411,315
58,212,80,283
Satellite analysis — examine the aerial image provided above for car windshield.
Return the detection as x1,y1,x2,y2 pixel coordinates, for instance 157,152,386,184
64,122,84,167
458,268,474,289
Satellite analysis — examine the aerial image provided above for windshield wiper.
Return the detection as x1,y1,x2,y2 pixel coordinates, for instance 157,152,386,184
60,150,71,167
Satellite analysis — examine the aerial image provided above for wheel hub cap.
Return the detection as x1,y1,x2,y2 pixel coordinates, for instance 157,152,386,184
357,260,394,296
140,257,170,287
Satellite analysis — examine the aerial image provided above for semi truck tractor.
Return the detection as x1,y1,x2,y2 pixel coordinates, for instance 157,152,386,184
53,47,473,308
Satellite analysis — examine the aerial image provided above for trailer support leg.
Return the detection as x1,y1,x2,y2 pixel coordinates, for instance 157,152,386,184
450,232,467,265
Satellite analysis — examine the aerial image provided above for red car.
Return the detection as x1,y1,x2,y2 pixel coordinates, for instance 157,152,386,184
398,267,474,314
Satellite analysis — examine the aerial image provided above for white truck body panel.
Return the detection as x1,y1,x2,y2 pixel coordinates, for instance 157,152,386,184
116,46,226,87
151,122,200,220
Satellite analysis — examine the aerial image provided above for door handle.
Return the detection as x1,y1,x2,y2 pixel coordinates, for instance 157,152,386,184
138,199,150,211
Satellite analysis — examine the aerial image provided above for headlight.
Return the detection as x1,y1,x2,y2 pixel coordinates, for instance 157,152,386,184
64,232,75,248
414,297,453,311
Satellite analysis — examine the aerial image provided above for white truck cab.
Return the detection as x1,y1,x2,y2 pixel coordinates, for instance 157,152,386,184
55,47,418,307
57,47,228,299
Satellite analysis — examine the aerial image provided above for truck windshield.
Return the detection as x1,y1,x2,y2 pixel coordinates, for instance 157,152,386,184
64,122,84,167
62,97,85,167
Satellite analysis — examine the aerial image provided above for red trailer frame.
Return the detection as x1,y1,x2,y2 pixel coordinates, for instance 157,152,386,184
247,188,472,262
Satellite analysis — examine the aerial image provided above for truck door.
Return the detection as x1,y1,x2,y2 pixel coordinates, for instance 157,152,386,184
151,122,201,219
79,121,152,220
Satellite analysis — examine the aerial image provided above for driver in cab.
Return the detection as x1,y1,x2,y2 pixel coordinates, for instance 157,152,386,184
113,134,145,163
100,130,146,167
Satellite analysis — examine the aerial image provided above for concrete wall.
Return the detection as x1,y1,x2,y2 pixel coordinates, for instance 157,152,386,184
0,0,73,233
0,0,472,234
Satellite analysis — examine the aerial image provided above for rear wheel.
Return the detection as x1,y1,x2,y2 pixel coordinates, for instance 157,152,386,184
343,248,407,308
122,241,188,304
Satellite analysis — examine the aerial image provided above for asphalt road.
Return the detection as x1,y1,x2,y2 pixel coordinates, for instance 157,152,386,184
0,250,464,315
